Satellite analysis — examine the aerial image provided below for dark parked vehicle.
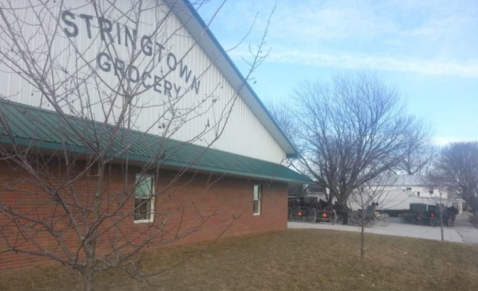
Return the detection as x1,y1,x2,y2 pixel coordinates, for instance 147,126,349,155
399,212,422,225
288,206,337,224
399,203,451,227
288,207,309,221
315,209,337,224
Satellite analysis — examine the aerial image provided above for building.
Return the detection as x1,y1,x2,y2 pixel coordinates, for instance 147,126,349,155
0,0,312,271
377,175,446,198
349,175,465,213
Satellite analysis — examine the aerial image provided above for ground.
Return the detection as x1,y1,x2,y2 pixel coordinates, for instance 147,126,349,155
289,214,478,244
1,229,478,291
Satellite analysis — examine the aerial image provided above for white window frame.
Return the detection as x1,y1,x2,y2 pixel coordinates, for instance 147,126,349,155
134,174,155,223
253,185,262,216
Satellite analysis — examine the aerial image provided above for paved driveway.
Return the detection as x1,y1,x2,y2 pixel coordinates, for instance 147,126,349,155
288,214,478,244
454,215,478,243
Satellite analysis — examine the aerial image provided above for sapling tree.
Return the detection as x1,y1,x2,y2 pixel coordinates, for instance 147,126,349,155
349,175,394,259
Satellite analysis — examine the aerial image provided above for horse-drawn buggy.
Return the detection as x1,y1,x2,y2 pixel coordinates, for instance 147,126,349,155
288,196,337,224
399,203,454,227
346,209,391,227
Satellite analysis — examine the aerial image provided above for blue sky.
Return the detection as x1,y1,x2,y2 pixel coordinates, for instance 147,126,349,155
196,0,478,145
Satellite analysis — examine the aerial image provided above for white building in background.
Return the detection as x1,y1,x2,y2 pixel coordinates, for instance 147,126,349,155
378,175,447,199
350,175,465,213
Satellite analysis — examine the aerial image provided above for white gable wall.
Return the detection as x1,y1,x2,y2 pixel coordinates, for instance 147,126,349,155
0,0,287,163
380,185,447,199
349,185,450,211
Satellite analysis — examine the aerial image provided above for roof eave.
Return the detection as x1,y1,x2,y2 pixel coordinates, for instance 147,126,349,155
0,137,313,185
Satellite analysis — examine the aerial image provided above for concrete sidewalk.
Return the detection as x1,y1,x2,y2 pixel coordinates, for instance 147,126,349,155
288,214,478,244
454,214,478,244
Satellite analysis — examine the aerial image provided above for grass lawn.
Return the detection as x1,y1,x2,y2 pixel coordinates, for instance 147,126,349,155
1,229,478,291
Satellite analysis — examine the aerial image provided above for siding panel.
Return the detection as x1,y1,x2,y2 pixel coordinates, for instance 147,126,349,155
0,0,285,163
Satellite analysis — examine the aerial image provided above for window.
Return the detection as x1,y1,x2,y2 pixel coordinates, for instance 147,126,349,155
406,187,412,191
253,185,261,216
134,174,155,223
417,191,420,196
429,190,434,194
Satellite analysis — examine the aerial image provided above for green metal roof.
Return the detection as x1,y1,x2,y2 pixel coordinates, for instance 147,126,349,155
0,101,312,184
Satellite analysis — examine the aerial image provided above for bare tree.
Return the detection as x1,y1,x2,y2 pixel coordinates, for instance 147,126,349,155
348,174,393,259
396,143,437,175
429,142,478,216
0,1,274,290
288,183,306,196
270,73,428,222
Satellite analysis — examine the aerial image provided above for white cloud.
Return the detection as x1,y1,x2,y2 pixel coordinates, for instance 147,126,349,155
433,136,476,146
210,0,478,72
263,0,399,43
229,49,478,78
215,0,477,44
203,0,478,78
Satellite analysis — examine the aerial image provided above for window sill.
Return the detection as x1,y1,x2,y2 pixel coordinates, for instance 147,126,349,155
134,219,154,224
253,213,261,216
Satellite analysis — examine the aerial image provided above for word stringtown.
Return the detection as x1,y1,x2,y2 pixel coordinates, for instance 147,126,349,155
61,10,201,97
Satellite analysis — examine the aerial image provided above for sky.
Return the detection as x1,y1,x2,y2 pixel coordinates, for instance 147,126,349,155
196,0,478,146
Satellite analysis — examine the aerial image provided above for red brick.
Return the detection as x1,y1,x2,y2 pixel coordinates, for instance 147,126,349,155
0,160,287,271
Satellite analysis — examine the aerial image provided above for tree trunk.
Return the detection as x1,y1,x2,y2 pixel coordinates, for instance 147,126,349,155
81,163,103,291
439,193,444,241
440,206,444,242
360,211,365,259
337,196,349,225
84,265,95,291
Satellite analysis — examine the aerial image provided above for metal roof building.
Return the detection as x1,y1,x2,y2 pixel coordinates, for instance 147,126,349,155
0,0,311,272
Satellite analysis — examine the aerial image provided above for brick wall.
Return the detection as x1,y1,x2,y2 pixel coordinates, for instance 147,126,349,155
0,160,288,271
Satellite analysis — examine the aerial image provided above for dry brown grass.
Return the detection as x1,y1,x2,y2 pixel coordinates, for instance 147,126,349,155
1,229,478,291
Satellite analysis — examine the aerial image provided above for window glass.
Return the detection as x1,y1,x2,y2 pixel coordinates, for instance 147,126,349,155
253,185,261,215
134,175,154,222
